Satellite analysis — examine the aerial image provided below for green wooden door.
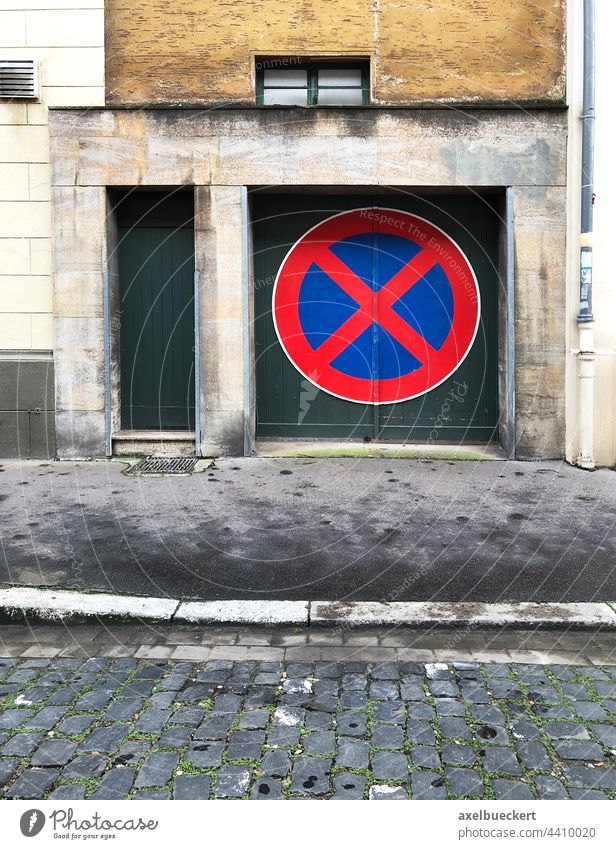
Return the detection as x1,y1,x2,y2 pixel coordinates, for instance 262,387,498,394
254,194,499,443
118,227,195,430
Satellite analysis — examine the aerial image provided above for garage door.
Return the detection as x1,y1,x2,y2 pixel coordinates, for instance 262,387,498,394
253,194,498,442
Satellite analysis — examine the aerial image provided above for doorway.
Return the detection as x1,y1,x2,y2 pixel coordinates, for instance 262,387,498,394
115,189,195,430
253,192,499,443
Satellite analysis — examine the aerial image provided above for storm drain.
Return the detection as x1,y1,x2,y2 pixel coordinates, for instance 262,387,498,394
125,456,199,476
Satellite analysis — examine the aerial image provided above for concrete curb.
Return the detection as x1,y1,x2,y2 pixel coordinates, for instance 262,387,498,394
1,586,616,629
0,586,178,621
175,599,309,625
310,601,616,628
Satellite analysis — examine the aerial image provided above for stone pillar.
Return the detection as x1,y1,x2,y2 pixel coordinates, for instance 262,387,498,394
195,185,247,456
512,185,567,459
52,186,107,458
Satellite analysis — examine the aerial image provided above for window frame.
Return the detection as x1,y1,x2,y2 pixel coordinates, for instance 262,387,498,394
256,60,370,107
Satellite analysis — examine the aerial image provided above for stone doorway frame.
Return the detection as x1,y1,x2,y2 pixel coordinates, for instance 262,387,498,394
49,107,566,460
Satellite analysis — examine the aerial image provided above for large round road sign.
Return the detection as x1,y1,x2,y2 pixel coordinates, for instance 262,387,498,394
272,208,480,404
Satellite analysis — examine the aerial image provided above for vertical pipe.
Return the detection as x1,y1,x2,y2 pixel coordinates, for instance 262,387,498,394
577,0,596,469
577,337,595,469
578,0,595,323
103,270,112,457
505,187,516,460
193,269,202,457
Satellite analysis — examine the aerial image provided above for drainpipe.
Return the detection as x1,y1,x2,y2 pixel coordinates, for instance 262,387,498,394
576,0,596,469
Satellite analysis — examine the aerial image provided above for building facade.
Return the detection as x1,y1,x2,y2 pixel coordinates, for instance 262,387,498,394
0,0,104,458
1,0,613,465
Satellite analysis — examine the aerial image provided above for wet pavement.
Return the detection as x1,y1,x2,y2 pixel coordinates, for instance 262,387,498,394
1,457,615,602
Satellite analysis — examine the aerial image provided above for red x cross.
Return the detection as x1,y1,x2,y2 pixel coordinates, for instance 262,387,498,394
272,208,480,405
309,244,441,372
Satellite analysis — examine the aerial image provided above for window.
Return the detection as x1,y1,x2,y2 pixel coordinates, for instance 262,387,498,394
0,59,38,100
256,60,369,106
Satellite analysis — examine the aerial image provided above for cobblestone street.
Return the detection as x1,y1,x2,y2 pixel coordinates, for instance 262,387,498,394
0,625,615,800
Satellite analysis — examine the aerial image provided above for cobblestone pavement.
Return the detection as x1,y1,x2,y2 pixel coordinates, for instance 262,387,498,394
1,627,616,800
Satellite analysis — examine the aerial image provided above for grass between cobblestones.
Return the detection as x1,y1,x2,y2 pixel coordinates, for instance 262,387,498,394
0,656,615,800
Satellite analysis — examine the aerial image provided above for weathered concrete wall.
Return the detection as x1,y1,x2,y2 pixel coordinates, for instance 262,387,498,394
513,185,567,459
50,108,566,187
195,186,247,456
53,186,107,460
49,107,567,458
105,0,566,106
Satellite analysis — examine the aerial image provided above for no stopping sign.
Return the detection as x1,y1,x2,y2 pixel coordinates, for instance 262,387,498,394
272,208,480,404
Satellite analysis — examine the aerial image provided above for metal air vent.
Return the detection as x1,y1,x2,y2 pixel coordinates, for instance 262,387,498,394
0,59,38,100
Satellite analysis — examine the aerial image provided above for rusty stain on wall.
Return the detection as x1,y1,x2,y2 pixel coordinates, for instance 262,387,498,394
105,0,566,106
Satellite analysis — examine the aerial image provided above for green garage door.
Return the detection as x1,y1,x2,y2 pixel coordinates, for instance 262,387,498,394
253,194,499,442
116,191,195,430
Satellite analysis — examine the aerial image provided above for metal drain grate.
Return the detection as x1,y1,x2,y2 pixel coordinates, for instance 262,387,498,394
126,456,199,476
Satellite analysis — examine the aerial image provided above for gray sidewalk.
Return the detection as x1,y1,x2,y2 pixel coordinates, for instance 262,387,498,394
1,623,616,666
1,457,615,603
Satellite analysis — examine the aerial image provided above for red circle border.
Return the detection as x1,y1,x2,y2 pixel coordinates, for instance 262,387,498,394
272,208,481,405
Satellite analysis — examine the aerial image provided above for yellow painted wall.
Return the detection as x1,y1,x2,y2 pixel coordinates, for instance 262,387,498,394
105,0,566,105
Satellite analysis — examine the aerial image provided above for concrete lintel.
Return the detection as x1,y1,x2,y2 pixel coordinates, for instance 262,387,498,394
310,601,616,629
48,107,567,190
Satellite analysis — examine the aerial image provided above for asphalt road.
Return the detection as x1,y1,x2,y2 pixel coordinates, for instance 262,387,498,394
0,457,615,602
